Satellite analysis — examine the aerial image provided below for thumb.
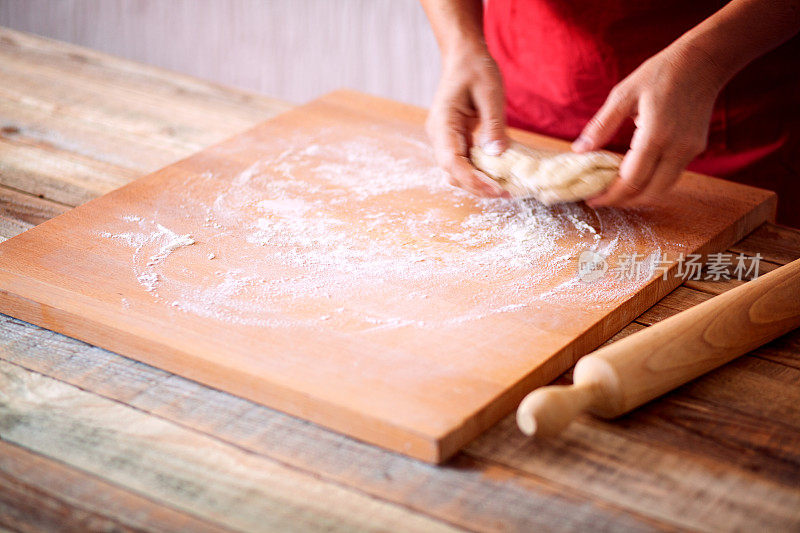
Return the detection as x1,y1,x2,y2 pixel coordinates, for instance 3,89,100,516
474,83,508,156
573,88,633,153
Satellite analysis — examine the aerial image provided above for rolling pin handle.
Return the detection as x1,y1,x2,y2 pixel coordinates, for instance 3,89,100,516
516,382,600,437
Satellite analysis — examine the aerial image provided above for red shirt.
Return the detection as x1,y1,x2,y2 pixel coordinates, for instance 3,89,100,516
484,0,800,222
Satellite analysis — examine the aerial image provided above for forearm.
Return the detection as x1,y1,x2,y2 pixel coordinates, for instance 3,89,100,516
673,0,800,88
419,0,486,58
419,0,509,196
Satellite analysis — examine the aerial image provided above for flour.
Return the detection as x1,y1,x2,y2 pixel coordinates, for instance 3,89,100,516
101,218,197,295
567,213,600,243
137,272,160,292
98,127,661,329
145,226,195,267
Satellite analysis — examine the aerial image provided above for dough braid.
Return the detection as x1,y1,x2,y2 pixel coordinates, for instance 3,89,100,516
470,141,621,205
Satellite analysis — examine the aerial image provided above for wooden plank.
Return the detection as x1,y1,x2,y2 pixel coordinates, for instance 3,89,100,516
0,27,290,122
661,349,800,432
0,90,777,462
729,223,800,265
0,357,465,533
465,414,800,532
0,55,273,153
594,371,800,487
0,214,29,243
0,27,291,206
755,333,800,370
5,312,800,531
0,314,676,532
635,286,714,324
0,97,186,180
0,134,140,206
0,184,70,225
650,252,780,307
0,440,230,533
656,223,791,298
680,264,778,295
0,186,63,243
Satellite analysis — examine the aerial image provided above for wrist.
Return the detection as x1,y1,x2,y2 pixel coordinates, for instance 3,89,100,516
670,15,760,92
666,38,731,96
440,34,490,67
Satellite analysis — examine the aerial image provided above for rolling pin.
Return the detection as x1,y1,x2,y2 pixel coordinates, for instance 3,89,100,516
517,256,800,437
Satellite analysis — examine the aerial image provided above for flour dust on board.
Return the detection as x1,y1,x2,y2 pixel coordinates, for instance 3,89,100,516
98,126,662,331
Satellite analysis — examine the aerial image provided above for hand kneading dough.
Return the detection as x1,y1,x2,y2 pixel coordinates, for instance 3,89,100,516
470,141,621,205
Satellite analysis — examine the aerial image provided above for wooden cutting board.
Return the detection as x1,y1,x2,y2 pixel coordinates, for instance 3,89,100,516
0,90,776,463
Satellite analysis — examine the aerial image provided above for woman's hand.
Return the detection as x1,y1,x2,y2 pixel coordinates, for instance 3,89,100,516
426,46,511,198
573,43,727,207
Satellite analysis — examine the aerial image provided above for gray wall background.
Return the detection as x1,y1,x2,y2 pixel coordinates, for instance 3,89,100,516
0,0,442,106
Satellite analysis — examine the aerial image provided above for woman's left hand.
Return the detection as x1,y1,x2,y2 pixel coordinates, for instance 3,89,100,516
572,43,726,207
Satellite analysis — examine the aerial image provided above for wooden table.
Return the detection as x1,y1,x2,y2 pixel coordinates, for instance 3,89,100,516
1,28,798,532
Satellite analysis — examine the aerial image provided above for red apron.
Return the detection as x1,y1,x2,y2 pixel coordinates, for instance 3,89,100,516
484,0,800,225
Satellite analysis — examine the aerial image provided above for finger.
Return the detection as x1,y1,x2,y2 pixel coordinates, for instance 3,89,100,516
633,131,705,202
473,82,508,156
587,121,661,206
448,155,508,197
573,88,634,153
428,111,468,166
429,109,507,197
433,131,506,197
635,153,689,201
587,141,661,207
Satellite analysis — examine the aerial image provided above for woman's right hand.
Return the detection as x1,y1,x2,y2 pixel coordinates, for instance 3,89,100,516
425,46,510,197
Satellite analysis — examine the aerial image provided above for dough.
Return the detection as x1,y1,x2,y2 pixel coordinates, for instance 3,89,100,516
470,141,621,205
